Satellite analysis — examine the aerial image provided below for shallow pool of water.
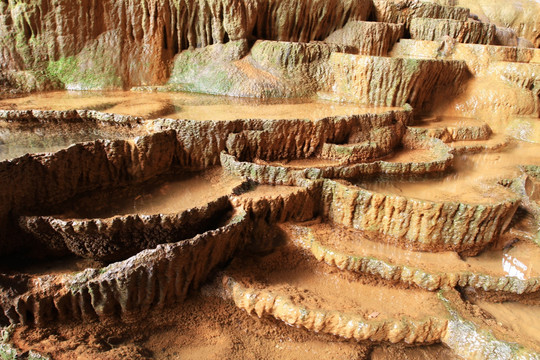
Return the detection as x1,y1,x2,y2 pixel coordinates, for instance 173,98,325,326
0,120,143,161
53,168,244,219
357,141,539,204
0,91,399,121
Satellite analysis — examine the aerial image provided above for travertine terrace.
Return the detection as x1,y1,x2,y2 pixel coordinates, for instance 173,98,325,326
0,0,539,359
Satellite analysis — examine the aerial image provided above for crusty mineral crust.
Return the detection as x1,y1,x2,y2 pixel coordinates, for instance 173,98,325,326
320,125,405,164
166,40,353,97
286,223,540,294
324,21,404,56
390,39,540,75
18,196,235,262
0,108,412,256
410,18,496,45
0,210,249,326
440,290,540,359
372,0,470,30
221,137,453,185
0,130,180,255
323,54,469,109
405,119,492,143
321,179,519,255
224,276,449,344
448,135,511,155
0,0,371,90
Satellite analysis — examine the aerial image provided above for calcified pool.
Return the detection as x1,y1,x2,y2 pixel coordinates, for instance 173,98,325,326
0,0,539,357
0,87,539,359
0,91,398,121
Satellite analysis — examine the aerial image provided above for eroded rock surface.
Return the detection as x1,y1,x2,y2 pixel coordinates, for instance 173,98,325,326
0,0,539,359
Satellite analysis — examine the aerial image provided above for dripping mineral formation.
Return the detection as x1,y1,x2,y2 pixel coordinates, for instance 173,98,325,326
0,0,539,359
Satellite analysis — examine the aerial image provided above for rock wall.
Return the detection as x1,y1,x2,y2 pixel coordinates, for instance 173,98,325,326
324,21,404,56
372,0,470,31
453,0,540,48
0,212,249,326
167,40,351,97
324,54,470,110
19,196,235,262
409,18,496,44
0,0,371,91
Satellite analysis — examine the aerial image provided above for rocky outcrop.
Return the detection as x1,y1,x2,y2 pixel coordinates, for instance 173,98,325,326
0,130,180,256
491,62,540,100
166,40,352,98
223,244,451,344
324,21,404,56
323,54,469,110
410,18,496,44
0,210,249,326
320,125,405,164
390,39,540,75
453,0,540,48
0,109,147,161
440,291,540,359
448,135,511,155
223,110,412,162
0,0,371,91
0,108,415,256
406,117,492,143
232,185,319,224
225,276,449,343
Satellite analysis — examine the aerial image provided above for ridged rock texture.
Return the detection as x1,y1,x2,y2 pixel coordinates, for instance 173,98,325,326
409,18,496,44
224,277,449,344
372,0,470,30
390,39,540,75
0,108,414,256
18,196,235,262
323,53,469,110
405,117,492,142
321,179,519,255
0,211,249,326
0,0,539,357
0,130,180,256
452,0,540,47
0,0,371,91
221,136,453,185
324,21,404,56
286,223,540,294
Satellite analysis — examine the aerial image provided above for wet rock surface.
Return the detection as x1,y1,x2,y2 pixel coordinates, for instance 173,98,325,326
0,0,538,359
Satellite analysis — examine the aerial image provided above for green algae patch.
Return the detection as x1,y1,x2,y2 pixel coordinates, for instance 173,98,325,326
47,56,122,91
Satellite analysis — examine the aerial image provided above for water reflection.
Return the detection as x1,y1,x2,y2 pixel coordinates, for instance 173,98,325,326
52,168,243,219
502,252,531,280
0,120,143,161
0,91,399,121
357,142,539,204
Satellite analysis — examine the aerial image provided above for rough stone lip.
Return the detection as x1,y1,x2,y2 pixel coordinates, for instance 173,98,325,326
0,208,249,326
285,222,540,294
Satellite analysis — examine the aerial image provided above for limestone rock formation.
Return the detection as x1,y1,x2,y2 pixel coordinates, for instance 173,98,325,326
0,0,539,358
324,21,404,56
409,18,496,44
323,54,469,109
